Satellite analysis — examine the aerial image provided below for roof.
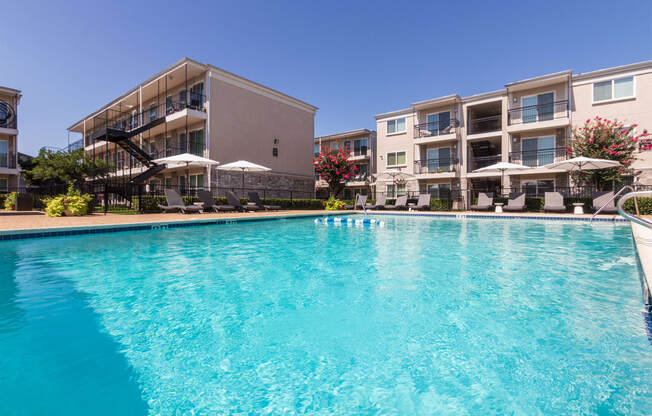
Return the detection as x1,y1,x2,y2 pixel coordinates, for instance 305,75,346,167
374,107,413,120
0,85,21,95
572,60,652,81
314,128,374,141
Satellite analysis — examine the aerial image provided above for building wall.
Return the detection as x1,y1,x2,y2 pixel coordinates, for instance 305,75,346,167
0,89,20,191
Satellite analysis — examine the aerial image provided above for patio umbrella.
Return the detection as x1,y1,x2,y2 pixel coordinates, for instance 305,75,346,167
473,162,531,192
545,156,620,172
153,153,220,192
217,160,272,191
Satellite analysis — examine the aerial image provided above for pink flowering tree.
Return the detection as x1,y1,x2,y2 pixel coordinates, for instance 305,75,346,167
314,148,358,198
569,116,648,189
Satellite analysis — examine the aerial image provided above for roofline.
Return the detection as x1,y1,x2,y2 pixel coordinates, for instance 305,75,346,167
461,89,505,103
374,107,413,120
0,85,22,95
410,94,461,109
572,59,652,81
505,69,572,88
69,57,317,130
314,128,374,141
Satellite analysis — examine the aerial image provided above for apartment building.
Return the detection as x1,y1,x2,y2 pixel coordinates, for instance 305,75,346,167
67,58,317,196
0,86,21,193
375,60,652,205
314,129,376,199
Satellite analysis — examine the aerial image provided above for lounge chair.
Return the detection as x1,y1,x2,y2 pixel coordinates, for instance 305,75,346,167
345,194,368,210
248,192,281,211
366,194,387,210
159,189,203,214
502,192,526,212
543,192,566,212
226,191,262,212
408,194,431,211
386,195,408,210
199,190,235,212
592,191,618,214
470,192,493,211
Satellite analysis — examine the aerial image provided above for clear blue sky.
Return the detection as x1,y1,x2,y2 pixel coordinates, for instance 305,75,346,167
1,0,651,155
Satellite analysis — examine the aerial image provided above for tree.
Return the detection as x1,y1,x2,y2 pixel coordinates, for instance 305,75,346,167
21,148,112,187
569,116,647,189
313,148,358,198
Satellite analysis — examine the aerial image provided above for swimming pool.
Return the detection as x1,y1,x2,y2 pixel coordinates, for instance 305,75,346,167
1,216,650,414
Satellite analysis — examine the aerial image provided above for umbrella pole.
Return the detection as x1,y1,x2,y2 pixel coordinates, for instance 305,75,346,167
242,169,245,198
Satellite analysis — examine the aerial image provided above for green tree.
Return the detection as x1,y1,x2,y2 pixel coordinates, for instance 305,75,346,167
21,148,111,187
569,116,647,189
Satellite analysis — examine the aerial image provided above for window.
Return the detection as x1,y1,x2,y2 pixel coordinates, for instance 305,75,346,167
166,96,173,113
149,142,156,157
190,83,204,109
523,180,554,197
0,178,7,192
179,90,187,105
593,76,634,102
355,163,369,179
165,137,173,157
522,92,554,123
522,136,555,166
314,144,320,157
165,177,173,188
354,138,368,156
387,117,406,134
0,140,7,168
385,183,406,198
426,147,452,172
190,174,204,189
426,112,451,135
189,130,204,156
427,184,451,199
179,133,187,153
179,176,186,194
386,151,406,166
149,104,157,122
273,147,278,157
343,141,351,153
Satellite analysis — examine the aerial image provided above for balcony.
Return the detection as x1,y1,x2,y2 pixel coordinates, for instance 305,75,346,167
467,155,501,173
414,119,459,144
414,157,459,175
0,101,17,130
509,147,568,167
467,115,501,136
507,100,569,132
0,152,17,169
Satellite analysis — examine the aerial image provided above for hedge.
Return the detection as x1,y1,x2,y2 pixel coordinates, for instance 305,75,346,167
623,197,652,215
133,196,323,213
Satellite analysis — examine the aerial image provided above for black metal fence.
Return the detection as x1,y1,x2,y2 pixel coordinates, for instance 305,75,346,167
468,114,501,135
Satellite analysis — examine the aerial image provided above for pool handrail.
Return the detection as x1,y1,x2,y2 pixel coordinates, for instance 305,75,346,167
591,186,635,222
616,190,652,229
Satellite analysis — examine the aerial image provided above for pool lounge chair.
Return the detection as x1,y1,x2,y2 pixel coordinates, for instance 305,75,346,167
543,192,566,212
366,194,387,210
226,191,262,212
386,195,408,210
159,189,203,214
592,191,618,214
248,192,281,211
199,190,235,212
502,192,526,212
409,194,431,211
470,192,493,211
345,195,368,210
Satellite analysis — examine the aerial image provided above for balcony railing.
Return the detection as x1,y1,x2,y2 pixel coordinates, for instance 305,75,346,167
0,101,17,129
508,100,569,125
414,119,459,138
468,114,501,135
509,147,568,167
0,152,17,169
414,157,459,174
467,154,501,173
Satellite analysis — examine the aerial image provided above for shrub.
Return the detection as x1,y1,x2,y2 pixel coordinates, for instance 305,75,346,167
324,197,346,210
0,194,5,209
4,192,17,210
623,197,652,215
44,184,93,217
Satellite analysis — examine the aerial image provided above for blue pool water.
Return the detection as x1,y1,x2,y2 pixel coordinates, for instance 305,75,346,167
1,216,650,415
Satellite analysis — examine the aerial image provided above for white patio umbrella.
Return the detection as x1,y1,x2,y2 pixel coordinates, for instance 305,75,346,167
473,162,532,191
153,153,220,192
217,160,272,190
545,156,620,172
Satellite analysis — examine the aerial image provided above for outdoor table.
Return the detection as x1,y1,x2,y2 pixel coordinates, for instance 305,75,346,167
494,202,504,213
572,202,585,215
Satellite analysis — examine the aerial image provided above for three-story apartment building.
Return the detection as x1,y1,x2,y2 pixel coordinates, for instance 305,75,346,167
375,60,652,206
314,129,376,199
0,86,21,193
67,58,317,196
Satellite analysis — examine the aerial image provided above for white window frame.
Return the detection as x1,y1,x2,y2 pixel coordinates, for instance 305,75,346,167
592,76,636,104
425,111,451,134
386,117,407,135
520,91,555,123
386,151,407,167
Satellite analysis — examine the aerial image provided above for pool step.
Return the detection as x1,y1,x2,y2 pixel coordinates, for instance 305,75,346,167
314,217,385,227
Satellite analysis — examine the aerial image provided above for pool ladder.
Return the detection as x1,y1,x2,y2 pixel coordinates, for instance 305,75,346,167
616,190,652,229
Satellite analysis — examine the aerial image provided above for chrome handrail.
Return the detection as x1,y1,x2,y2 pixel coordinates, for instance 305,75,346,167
591,186,635,222
617,190,652,229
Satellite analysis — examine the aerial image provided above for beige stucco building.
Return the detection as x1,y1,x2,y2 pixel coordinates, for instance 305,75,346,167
314,129,376,199
68,58,317,197
374,60,652,205
0,86,21,192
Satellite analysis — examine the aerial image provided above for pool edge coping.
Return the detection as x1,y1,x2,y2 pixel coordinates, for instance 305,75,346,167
631,223,652,310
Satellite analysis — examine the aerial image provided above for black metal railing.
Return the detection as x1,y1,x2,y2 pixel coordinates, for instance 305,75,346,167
467,154,501,172
414,119,458,138
508,100,568,125
0,101,17,129
468,114,501,135
509,147,568,167
0,151,17,169
372,188,463,201
414,157,459,174
468,184,652,201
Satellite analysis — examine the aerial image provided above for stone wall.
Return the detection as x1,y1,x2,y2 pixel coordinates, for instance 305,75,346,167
210,167,315,199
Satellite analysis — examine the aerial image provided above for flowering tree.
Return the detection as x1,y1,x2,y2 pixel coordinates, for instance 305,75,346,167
569,116,647,189
314,148,358,198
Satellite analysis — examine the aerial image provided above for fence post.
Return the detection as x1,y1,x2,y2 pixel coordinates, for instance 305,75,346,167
103,182,108,215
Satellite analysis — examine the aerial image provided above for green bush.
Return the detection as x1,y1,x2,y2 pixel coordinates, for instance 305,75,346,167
133,196,325,213
324,197,346,211
430,198,453,211
44,184,93,217
623,197,652,215
4,192,17,210
0,194,5,209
